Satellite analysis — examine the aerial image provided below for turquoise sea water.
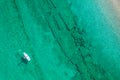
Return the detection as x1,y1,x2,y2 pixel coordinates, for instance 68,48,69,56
70,0,120,79
0,0,120,80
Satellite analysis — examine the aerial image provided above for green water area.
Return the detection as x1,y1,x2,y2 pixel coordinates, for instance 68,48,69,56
0,0,120,80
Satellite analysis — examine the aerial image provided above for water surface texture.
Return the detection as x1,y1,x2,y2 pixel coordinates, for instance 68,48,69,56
0,0,120,80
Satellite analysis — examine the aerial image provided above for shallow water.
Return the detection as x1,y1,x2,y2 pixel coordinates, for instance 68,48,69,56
0,0,120,80
70,0,120,79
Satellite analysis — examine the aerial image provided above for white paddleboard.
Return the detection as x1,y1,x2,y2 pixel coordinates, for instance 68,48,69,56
23,52,31,62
